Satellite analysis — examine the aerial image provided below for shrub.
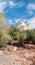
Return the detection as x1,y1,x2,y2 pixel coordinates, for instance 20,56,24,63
0,33,12,48
8,26,21,40
25,30,35,44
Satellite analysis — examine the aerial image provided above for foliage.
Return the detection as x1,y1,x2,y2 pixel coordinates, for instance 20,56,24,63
25,30,35,44
0,13,35,48
0,34,12,48
8,26,21,40
0,13,12,48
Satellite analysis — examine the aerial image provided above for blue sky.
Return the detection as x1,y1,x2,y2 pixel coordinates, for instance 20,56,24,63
0,0,35,28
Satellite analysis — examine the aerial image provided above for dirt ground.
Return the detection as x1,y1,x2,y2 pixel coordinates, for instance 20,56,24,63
3,44,35,65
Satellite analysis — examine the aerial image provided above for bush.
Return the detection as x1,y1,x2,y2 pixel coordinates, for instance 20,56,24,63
8,26,21,40
25,30,35,44
0,33,12,48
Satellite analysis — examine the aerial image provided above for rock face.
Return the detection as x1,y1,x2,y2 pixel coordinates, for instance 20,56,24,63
0,51,3,55
0,55,21,65
12,46,17,51
6,46,18,51
0,45,35,65
0,63,3,65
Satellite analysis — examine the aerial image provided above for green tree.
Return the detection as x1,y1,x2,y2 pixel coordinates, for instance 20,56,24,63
25,30,35,44
8,26,21,40
0,13,12,48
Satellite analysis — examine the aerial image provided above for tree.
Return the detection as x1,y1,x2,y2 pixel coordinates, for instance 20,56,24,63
25,30,35,44
18,31,27,46
8,26,21,40
0,13,12,48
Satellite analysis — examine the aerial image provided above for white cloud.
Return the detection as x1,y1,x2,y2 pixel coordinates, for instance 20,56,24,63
15,19,21,23
27,9,34,15
15,17,35,29
0,1,7,13
27,17,35,29
16,1,25,7
22,17,35,29
8,19,14,26
27,3,35,10
26,3,35,15
9,1,24,8
15,18,28,24
0,0,3,1
9,1,15,7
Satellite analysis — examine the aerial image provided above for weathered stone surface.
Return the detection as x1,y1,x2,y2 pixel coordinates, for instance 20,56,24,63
0,45,35,65
0,63,3,65
0,55,21,65
0,51,3,55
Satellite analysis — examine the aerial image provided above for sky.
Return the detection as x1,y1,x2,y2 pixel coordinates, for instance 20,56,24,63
0,0,35,29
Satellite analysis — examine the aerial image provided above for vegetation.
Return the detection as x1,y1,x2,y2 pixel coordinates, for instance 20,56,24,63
0,13,12,48
25,30,35,44
8,26,21,40
0,13,35,48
